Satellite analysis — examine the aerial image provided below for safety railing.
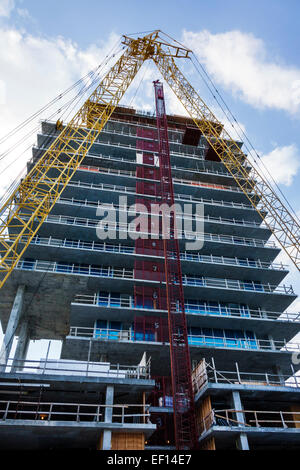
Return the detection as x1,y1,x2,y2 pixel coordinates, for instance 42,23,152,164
33,143,246,182
38,132,203,159
29,233,285,270
200,409,300,432
68,326,300,353
56,195,267,230
14,258,294,295
22,213,277,249
76,163,246,195
0,400,151,424
181,276,295,295
3,357,151,379
65,178,255,211
192,360,300,394
72,293,300,323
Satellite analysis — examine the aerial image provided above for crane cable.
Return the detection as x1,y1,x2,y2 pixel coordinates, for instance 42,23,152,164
190,52,300,225
0,37,123,162
0,39,123,205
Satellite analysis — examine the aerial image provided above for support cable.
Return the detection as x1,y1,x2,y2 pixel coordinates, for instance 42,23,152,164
190,53,300,224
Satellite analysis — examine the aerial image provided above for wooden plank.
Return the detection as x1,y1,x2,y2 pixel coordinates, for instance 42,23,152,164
111,432,145,450
290,405,300,428
200,437,216,450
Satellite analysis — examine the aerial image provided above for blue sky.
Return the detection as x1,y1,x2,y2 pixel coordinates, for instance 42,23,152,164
0,0,300,356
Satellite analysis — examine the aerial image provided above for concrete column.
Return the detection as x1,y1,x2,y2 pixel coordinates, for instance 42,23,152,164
231,391,249,450
236,433,250,450
231,391,245,425
102,385,114,450
11,319,30,373
261,309,268,319
268,335,276,351
273,365,285,385
0,285,25,372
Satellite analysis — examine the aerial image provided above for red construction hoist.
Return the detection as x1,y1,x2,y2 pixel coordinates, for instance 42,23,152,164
153,80,198,450
133,85,197,449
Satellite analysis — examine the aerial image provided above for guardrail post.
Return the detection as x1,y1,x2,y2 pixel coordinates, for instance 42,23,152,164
235,362,241,384
43,341,51,375
280,411,287,428
211,357,218,383
48,403,53,421
3,401,10,420
254,411,259,427
86,340,91,377
265,373,270,386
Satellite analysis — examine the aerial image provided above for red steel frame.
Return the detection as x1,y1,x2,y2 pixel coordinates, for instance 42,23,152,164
153,80,198,450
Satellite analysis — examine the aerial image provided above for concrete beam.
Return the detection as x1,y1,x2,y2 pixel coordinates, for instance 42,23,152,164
0,285,25,372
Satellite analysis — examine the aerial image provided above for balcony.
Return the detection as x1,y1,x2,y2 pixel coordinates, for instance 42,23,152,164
192,359,300,398
53,195,270,240
1,356,151,380
70,293,300,339
14,258,294,294
68,326,300,354
13,258,295,311
23,234,287,284
32,144,246,185
199,408,300,435
19,213,278,256
57,195,264,230
36,130,204,160
75,162,247,198
58,178,257,218
73,292,298,321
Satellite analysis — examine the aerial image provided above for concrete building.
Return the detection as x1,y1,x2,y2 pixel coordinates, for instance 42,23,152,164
0,106,299,450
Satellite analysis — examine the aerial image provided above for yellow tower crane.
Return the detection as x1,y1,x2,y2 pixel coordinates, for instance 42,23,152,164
0,30,299,290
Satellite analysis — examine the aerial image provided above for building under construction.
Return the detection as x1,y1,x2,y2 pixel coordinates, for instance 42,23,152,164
0,31,300,450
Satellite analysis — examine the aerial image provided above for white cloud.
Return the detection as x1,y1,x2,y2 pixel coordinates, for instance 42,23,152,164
182,29,300,114
0,27,120,194
16,7,31,20
0,0,14,17
259,144,300,186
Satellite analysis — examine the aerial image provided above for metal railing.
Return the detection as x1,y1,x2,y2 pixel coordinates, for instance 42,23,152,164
38,132,203,159
76,162,246,195
64,178,255,211
3,356,151,379
192,360,300,394
73,292,300,323
14,258,294,294
200,409,300,432
27,234,285,271
0,400,151,424
68,326,300,353
57,195,267,230
22,213,277,249
34,143,247,182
